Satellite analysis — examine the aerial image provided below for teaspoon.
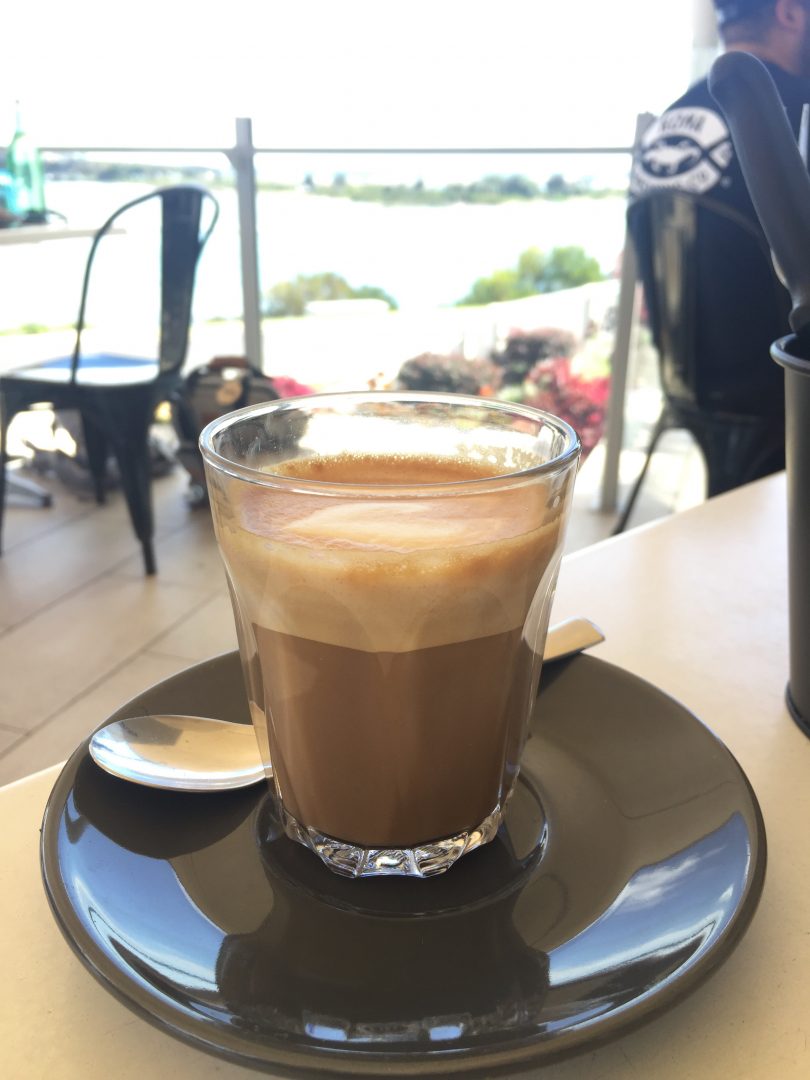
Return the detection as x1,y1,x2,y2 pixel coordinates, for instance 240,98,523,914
89,616,604,792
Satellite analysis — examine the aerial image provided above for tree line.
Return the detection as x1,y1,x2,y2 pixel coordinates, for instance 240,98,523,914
263,245,604,318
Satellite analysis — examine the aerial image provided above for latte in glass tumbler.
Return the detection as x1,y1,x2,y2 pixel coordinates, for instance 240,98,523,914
201,392,579,878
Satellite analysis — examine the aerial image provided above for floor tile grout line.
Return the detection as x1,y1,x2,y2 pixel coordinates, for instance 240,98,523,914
2,466,198,557
135,588,227,657
0,555,146,641
0,588,222,759
2,500,100,555
143,643,233,664
2,471,196,555
0,513,207,641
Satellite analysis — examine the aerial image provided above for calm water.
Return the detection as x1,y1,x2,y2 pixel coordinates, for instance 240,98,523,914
1,182,627,331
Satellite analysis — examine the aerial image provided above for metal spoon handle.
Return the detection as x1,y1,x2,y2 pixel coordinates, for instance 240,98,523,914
543,616,604,662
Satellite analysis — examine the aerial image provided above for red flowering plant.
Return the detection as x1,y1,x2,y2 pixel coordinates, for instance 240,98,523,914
520,355,610,459
390,333,611,460
268,374,316,398
492,330,610,460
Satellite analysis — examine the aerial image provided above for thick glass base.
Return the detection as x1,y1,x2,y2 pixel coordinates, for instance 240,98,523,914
281,804,504,878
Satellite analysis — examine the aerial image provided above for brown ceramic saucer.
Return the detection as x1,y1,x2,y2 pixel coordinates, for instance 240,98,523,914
40,651,766,1077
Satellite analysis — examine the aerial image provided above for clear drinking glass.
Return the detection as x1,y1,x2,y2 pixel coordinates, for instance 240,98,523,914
200,392,580,878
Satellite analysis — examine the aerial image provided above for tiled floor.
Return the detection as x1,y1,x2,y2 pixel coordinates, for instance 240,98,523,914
0,468,237,786
0,429,705,788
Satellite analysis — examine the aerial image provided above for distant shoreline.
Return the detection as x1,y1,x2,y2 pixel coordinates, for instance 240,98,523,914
42,160,624,205
5,181,627,329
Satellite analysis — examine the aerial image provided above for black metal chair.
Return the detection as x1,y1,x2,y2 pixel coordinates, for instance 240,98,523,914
614,190,789,534
0,184,219,573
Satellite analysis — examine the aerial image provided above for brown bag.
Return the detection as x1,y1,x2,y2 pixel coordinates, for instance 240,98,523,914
172,356,279,504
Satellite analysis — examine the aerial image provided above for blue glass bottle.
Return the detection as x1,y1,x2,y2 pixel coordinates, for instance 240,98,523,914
7,102,45,220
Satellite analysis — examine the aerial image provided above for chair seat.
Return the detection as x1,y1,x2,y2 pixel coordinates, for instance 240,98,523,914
1,354,160,388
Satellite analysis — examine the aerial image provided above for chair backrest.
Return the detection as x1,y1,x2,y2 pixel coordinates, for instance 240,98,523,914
71,184,220,379
627,189,789,417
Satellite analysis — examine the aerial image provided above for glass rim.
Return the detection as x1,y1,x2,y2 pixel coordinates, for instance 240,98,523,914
199,390,581,494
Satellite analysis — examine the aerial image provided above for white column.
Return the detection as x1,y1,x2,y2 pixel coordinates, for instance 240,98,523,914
692,0,721,83
231,117,263,369
599,113,655,514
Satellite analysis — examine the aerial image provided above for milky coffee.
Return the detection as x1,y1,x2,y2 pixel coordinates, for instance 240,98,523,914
213,453,565,848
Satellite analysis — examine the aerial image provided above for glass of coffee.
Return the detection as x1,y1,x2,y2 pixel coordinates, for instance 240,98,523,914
200,392,580,878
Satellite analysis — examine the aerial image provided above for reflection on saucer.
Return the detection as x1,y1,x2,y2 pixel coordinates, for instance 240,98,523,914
41,653,766,1075
70,757,258,859
259,768,548,920
217,828,550,1049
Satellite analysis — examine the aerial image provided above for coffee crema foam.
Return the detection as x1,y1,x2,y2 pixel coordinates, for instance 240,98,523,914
214,453,564,654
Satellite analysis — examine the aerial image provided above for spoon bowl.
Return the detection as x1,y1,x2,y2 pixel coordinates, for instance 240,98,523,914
89,617,604,792
90,714,266,792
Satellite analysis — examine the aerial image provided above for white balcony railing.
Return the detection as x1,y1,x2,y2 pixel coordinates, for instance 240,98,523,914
28,120,637,510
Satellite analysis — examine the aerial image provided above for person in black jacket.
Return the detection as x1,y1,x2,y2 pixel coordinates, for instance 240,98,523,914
631,0,810,214
626,0,810,493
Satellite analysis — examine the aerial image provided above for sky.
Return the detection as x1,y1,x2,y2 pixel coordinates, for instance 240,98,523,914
4,0,699,152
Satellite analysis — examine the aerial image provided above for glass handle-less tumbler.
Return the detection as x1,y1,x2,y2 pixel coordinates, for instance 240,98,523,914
201,392,580,878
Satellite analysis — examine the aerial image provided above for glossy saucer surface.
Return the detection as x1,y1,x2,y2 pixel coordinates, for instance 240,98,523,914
41,652,766,1076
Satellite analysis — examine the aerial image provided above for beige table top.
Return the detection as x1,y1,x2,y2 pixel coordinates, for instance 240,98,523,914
2,472,808,1079
0,223,102,245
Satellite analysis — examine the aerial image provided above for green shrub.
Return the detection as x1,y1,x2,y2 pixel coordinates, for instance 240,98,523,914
457,245,603,306
263,273,398,317
460,269,527,306
538,247,604,293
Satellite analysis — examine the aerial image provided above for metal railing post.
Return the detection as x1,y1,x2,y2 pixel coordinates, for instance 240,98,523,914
599,114,655,513
231,118,263,369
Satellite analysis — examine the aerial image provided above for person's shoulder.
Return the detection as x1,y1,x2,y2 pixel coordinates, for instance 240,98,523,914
665,77,714,112
643,78,726,145
646,79,724,140
628,77,735,201
761,62,810,124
